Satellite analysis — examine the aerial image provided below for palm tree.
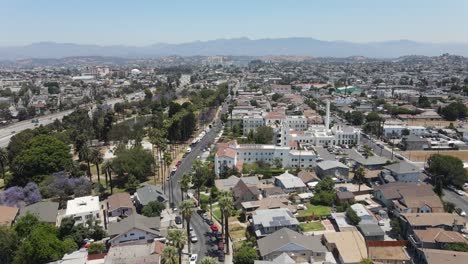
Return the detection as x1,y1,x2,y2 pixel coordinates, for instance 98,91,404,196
161,245,179,264
179,200,195,253
79,145,92,180
0,147,8,179
101,160,114,194
167,229,186,264
354,167,366,192
179,173,191,201
218,191,234,254
200,257,218,264
164,151,172,177
90,148,104,188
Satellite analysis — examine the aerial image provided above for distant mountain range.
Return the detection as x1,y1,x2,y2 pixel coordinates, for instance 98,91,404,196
1,37,468,60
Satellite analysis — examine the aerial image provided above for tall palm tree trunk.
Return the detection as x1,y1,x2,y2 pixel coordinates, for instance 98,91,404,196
96,163,101,186
225,212,230,254
108,169,113,194
87,161,92,181
186,219,191,253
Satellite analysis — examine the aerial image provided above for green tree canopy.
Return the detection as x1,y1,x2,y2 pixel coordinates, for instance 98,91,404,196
112,146,154,182
427,154,468,187
440,101,467,121
12,134,71,185
346,207,361,225
142,201,166,217
233,242,259,264
0,226,18,264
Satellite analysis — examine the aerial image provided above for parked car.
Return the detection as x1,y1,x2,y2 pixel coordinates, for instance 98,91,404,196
456,208,466,217
218,251,225,262
171,166,177,173
175,216,182,225
210,224,219,232
176,161,182,167
189,254,198,264
455,189,466,196
205,219,213,225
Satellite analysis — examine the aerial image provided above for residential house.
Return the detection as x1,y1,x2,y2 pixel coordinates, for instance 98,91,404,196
316,160,349,180
107,213,164,246
64,196,102,226
241,197,294,217
107,193,136,219
134,185,167,210
274,171,307,193
255,253,295,264
251,208,299,237
215,175,259,191
350,203,374,223
367,244,411,264
232,179,261,207
0,205,19,226
400,135,430,150
400,213,466,238
19,201,59,225
297,170,320,185
323,230,368,264
373,182,443,213
257,228,327,263
262,186,288,198
357,222,385,241
336,191,355,204
411,228,467,250
382,162,421,182
104,241,162,264
419,249,468,264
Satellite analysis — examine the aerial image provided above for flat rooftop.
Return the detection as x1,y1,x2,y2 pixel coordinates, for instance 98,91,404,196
66,196,100,215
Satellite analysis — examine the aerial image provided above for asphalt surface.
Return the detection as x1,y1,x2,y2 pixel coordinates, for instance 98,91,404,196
0,91,147,147
167,102,228,262
442,188,468,216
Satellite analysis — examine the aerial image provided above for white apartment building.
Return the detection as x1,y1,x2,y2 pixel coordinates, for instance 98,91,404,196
383,125,426,138
214,141,317,176
65,196,102,226
275,101,360,147
243,115,265,134
242,112,307,136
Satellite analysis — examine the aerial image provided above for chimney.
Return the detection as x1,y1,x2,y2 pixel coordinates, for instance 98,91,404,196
326,100,330,130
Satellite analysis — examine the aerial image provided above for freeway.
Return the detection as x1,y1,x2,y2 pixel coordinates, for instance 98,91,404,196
168,101,228,262
0,91,146,148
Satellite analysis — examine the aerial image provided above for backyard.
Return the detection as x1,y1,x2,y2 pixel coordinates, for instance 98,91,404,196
297,204,331,218
300,221,325,232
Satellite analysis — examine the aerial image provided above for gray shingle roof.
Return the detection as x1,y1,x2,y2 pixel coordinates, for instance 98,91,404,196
358,223,385,237
317,160,348,171
19,201,59,224
252,208,299,228
257,228,327,257
108,213,161,239
135,185,167,206
384,161,420,174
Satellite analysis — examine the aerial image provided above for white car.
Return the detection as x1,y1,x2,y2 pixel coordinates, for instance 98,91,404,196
171,166,177,173
190,235,198,243
189,254,198,264
186,147,192,153
456,189,466,196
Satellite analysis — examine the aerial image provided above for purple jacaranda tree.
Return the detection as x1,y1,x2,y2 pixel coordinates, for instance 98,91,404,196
23,182,42,204
71,176,92,197
48,172,92,201
0,182,42,207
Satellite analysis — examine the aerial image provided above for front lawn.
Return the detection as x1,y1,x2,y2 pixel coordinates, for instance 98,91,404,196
297,204,331,217
300,221,325,232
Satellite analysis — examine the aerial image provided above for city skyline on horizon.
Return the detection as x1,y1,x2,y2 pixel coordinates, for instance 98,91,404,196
1,0,467,46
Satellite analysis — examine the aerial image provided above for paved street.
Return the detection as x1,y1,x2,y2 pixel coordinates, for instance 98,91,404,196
442,188,468,216
167,101,228,262
0,91,148,147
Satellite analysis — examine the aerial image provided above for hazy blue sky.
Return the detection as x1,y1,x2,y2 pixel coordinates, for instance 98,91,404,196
2,0,467,46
